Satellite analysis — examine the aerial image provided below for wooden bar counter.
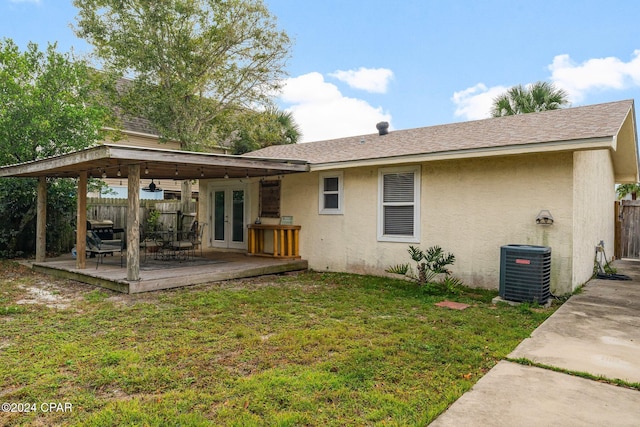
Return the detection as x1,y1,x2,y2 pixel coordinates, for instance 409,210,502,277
247,224,301,259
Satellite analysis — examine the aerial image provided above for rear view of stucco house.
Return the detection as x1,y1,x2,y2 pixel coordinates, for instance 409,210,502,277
209,99,638,295
2,99,635,294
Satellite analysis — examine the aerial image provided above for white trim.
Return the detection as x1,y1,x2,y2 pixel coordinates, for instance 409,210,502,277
318,171,344,215
208,181,249,250
377,165,421,243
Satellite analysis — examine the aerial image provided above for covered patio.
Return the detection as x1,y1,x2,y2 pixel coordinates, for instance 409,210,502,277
0,144,309,291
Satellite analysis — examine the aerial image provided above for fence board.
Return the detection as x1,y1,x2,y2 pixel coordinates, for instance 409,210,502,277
618,200,640,259
87,198,183,230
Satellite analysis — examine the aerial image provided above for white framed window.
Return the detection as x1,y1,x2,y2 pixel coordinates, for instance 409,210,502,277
319,171,344,214
378,166,420,242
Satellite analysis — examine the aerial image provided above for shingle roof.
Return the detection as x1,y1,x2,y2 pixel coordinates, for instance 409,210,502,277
248,100,634,164
115,78,160,136
120,114,158,136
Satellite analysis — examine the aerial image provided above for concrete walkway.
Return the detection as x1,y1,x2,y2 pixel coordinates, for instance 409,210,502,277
431,260,640,426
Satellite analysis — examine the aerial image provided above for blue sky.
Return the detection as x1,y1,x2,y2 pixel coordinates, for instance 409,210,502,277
2,0,640,142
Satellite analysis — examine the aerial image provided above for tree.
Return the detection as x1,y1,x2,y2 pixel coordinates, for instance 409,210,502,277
73,0,292,151
617,183,640,200
0,39,112,257
221,108,302,154
491,81,569,117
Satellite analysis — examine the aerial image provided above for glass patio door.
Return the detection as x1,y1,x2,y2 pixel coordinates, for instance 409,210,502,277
210,185,247,250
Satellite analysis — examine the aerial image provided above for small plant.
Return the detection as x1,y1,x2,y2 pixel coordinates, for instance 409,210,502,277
442,275,464,295
386,245,463,293
385,263,410,275
408,245,455,285
146,209,161,233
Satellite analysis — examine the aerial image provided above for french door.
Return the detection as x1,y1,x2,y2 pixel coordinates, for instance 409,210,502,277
209,184,247,250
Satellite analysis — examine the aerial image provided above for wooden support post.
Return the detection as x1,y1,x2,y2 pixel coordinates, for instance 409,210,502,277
35,176,47,262
248,227,256,254
181,180,192,209
127,165,140,282
280,229,285,257
273,229,278,256
76,172,87,269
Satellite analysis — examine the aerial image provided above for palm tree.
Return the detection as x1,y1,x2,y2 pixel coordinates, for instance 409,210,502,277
491,81,569,117
616,183,640,200
227,108,302,154
272,109,302,145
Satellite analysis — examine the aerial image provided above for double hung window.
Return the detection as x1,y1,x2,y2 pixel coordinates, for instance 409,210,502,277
378,166,420,242
319,171,344,214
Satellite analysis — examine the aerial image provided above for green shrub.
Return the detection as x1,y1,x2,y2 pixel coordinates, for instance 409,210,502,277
387,245,464,291
408,245,455,285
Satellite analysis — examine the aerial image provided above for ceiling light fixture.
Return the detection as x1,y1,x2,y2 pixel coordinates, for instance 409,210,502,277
145,164,149,175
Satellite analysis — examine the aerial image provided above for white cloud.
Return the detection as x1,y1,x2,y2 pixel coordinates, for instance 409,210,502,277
329,67,394,93
279,72,392,142
452,51,640,121
451,83,508,121
549,51,640,102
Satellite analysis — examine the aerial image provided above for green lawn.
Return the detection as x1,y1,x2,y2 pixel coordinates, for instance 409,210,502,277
0,261,558,426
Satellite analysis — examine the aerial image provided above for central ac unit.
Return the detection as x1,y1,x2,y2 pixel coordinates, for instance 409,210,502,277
499,245,551,304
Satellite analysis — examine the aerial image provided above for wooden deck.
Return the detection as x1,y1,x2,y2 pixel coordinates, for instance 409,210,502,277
30,249,308,294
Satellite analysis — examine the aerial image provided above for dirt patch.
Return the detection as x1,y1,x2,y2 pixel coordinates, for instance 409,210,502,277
14,277,95,310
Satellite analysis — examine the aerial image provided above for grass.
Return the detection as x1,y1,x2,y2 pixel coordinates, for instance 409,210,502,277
0,260,559,426
507,358,640,391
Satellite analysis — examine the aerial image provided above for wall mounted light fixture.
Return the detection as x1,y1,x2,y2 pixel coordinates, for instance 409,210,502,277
536,210,554,225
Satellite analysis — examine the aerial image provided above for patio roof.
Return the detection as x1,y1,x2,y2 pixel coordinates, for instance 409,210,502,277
0,143,309,180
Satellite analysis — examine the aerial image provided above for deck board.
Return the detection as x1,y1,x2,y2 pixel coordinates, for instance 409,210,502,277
30,250,308,294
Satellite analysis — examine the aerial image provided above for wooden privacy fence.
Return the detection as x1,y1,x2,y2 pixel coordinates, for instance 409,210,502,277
87,198,197,232
615,200,640,259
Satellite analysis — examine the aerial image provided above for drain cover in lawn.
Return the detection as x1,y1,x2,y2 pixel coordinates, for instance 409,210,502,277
435,300,470,310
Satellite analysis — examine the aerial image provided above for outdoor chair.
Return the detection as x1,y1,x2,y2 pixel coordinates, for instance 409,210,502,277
140,228,163,261
86,230,123,269
189,221,207,257
171,238,194,260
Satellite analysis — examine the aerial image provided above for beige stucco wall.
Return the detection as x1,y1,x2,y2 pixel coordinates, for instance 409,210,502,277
197,149,615,295
422,153,574,294
281,166,380,272
572,149,616,291
280,152,576,294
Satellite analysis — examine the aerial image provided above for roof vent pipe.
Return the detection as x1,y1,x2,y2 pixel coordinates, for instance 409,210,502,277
376,121,389,136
